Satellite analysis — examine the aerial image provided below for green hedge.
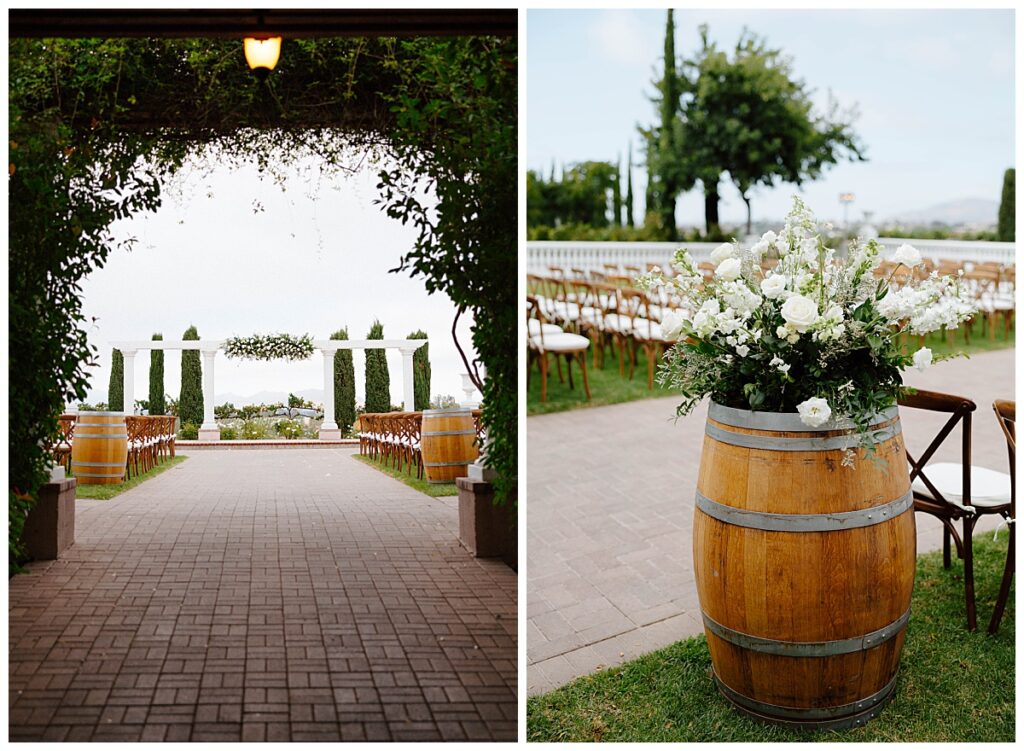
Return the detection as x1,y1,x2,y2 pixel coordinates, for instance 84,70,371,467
331,328,356,432
364,320,390,413
179,326,203,426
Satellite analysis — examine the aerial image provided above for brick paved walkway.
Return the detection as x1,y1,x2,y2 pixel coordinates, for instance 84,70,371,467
9,448,516,742
527,347,1014,696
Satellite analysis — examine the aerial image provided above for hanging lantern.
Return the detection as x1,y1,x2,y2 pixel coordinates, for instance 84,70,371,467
243,36,281,80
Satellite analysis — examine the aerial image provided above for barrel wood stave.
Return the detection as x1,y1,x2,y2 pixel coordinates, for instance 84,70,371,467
421,409,479,484
69,412,128,485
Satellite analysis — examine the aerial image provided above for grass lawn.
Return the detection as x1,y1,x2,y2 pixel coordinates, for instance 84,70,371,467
528,317,1014,416
527,532,1014,742
74,455,188,500
352,453,458,497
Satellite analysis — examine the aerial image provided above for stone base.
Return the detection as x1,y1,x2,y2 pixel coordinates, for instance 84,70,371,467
318,427,342,440
22,478,77,560
456,477,517,568
197,427,221,441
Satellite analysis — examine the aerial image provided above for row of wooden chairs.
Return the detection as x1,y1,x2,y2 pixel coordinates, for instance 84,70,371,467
358,411,486,479
50,414,176,481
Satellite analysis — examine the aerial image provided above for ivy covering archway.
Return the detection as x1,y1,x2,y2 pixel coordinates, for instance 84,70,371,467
9,34,516,561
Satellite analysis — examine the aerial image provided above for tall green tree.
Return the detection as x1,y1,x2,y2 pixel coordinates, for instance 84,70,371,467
625,143,635,228
107,349,124,411
998,168,1015,241
612,154,623,227
148,333,165,415
652,9,684,240
525,161,617,229
330,328,356,433
408,330,431,411
364,320,391,413
678,25,864,236
179,325,203,427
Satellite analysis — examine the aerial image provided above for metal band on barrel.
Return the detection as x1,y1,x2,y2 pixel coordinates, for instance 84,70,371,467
705,421,901,451
701,609,910,657
423,460,471,467
71,461,127,468
421,430,476,437
708,403,898,433
712,672,897,725
695,489,913,532
73,433,129,439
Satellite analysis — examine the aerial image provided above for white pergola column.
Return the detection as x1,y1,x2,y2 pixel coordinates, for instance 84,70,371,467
318,347,341,440
399,346,417,411
121,349,137,414
198,348,220,441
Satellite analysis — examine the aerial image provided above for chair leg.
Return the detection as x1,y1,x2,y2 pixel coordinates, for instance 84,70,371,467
578,353,591,401
565,354,575,391
943,525,951,568
988,522,1015,635
963,515,978,631
539,354,549,403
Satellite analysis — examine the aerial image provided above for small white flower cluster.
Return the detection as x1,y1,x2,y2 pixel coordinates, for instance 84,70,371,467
224,333,315,362
637,196,977,431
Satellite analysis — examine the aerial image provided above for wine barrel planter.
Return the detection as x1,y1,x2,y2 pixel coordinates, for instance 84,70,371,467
693,402,916,731
70,412,128,485
421,408,479,484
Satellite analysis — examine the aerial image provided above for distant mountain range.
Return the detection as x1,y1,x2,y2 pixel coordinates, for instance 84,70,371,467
884,198,998,227
214,389,325,406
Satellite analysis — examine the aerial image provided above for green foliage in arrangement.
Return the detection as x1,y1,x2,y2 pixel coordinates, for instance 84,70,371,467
9,33,517,560
179,326,204,428
364,321,391,413
107,349,124,412
998,168,1015,242
178,422,199,440
408,330,431,411
331,328,357,433
149,333,165,415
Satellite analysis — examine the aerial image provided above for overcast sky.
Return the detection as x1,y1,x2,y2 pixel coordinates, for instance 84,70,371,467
527,8,1015,225
78,149,479,410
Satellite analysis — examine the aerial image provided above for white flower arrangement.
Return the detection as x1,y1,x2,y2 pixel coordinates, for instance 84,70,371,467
223,333,315,362
637,196,977,454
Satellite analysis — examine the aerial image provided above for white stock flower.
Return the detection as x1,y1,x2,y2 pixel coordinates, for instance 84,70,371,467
692,299,720,338
780,294,819,332
913,347,933,372
760,274,787,299
775,325,789,339
721,281,761,317
769,355,790,374
761,230,777,245
893,243,922,268
715,257,742,281
709,242,735,265
660,309,686,341
735,344,750,357
750,239,770,260
797,397,832,427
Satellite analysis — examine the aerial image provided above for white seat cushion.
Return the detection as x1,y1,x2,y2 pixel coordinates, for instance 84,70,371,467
530,332,590,352
912,462,1011,509
527,319,563,336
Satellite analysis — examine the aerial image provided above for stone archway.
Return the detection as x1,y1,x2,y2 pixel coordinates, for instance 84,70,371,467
110,337,428,440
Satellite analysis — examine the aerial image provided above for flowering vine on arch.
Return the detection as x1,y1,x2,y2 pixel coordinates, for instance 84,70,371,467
223,333,315,362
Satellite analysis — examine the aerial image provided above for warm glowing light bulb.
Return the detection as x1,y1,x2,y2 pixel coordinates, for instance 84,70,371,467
244,37,282,74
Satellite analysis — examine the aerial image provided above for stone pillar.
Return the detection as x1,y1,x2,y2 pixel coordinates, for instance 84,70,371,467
122,349,137,415
319,347,341,440
400,346,416,411
198,348,220,441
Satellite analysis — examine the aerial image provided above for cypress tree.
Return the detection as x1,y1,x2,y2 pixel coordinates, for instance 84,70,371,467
330,328,356,432
148,333,165,415
998,168,1015,241
612,154,623,227
657,9,681,240
179,325,204,426
108,349,124,411
364,320,391,412
408,330,431,411
626,143,635,228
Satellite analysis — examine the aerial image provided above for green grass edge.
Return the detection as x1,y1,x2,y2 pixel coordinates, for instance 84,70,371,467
352,453,458,497
74,455,189,500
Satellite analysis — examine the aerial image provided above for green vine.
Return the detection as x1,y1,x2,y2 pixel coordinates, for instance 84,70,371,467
9,34,517,567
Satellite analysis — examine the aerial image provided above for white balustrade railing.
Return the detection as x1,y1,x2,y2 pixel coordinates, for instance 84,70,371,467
528,238,1015,274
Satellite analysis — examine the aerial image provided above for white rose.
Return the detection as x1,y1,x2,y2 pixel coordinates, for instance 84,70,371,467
761,230,777,245
893,243,922,268
780,294,819,332
750,239,769,259
913,347,932,372
797,397,832,428
710,242,735,265
715,257,742,281
660,309,686,341
760,274,787,299
735,344,750,357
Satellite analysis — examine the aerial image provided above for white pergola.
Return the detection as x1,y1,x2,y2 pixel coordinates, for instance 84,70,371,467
109,339,428,440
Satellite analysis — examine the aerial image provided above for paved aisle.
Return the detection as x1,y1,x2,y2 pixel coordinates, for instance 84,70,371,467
527,347,1014,696
9,448,516,741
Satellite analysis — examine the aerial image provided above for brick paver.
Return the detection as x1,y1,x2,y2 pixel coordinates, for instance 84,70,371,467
527,347,1014,695
9,448,516,741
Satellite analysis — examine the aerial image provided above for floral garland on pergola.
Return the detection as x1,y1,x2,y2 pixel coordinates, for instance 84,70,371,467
223,333,315,362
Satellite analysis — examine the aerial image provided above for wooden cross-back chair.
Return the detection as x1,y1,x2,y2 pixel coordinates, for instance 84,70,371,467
526,295,591,403
988,399,1015,634
898,389,1013,630
53,415,77,472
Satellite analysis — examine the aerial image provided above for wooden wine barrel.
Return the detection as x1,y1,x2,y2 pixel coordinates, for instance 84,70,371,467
421,408,479,484
70,412,128,485
693,402,915,731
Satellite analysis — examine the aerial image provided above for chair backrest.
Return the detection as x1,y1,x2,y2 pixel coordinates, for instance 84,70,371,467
993,400,1015,509
898,389,976,508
